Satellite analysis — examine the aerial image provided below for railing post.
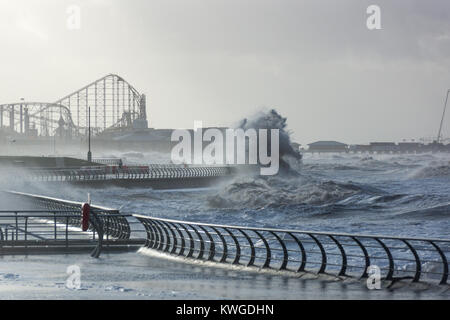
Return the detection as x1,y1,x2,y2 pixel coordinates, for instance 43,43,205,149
106,216,110,244
288,233,307,272
198,226,215,261
211,226,228,263
239,229,255,267
270,231,288,270
153,221,166,251
15,212,18,241
161,221,178,255
0,227,4,252
184,224,195,258
190,225,205,260
140,219,152,248
402,240,421,282
429,241,448,285
351,236,370,279
24,217,28,243
308,234,327,274
66,216,69,249
89,210,104,258
53,212,57,240
329,235,347,277
178,223,194,258
254,230,271,269
375,238,394,281
155,220,171,253
150,220,161,249
224,228,241,265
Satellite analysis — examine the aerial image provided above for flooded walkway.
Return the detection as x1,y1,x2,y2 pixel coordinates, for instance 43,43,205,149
0,252,448,300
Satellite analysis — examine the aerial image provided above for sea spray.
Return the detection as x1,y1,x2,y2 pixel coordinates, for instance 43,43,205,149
236,109,302,175
208,173,363,209
409,161,450,179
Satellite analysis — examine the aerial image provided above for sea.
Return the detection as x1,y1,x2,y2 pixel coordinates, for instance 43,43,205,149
23,150,450,239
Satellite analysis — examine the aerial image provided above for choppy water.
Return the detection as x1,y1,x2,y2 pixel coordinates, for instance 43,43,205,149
27,151,450,239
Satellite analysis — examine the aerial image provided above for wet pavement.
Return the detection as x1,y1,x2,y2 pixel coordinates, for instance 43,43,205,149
0,251,448,300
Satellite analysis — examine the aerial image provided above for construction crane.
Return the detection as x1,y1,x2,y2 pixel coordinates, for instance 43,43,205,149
437,89,449,144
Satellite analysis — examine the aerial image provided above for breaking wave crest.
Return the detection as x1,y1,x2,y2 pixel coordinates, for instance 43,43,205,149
237,109,302,174
395,203,450,219
208,175,364,209
409,161,450,179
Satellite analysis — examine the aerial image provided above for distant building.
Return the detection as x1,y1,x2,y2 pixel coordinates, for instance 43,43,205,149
308,141,348,153
349,144,371,153
398,142,423,153
369,142,397,153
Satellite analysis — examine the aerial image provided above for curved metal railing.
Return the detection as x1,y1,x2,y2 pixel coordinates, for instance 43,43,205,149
25,165,233,182
134,215,449,285
6,191,132,242
27,167,107,181
0,211,110,257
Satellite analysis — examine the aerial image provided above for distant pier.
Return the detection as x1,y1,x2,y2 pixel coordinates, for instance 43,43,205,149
304,140,450,154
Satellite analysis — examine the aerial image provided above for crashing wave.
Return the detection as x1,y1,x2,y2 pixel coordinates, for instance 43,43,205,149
395,203,450,219
236,109,302,175
410,161,450,179
207,175,363,209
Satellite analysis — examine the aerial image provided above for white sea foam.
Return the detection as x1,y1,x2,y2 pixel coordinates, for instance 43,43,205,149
207,174,362,209
409,161,450,179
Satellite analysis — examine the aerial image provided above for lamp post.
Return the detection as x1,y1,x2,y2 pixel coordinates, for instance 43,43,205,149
87,106,92,162
20,98,24,134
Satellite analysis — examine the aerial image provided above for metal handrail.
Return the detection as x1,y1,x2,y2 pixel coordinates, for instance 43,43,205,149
133,215,450,243
5,192,134,257
24,165,233,182
0,211,102,256
4,192,448,285
134,214,450,285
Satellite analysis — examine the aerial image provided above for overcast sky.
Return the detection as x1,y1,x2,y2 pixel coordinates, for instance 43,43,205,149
1,0,450,144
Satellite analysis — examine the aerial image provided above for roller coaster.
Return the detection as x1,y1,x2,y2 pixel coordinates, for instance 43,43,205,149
0,74,147,139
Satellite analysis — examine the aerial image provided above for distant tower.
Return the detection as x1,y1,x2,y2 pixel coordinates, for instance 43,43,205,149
437,89,449,144
57,116,65,138
24,107,30,135
9,108,14,132
139,94,147,121
132,94,148,129
58,116,65,128
87,107,92,162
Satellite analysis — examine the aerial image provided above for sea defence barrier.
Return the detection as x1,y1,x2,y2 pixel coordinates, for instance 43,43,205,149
23,165,235,189
135,215,449,285
1,191,449,286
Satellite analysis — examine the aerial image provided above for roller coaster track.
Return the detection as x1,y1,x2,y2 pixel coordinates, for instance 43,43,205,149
0,74,146,137
54,73,145,132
